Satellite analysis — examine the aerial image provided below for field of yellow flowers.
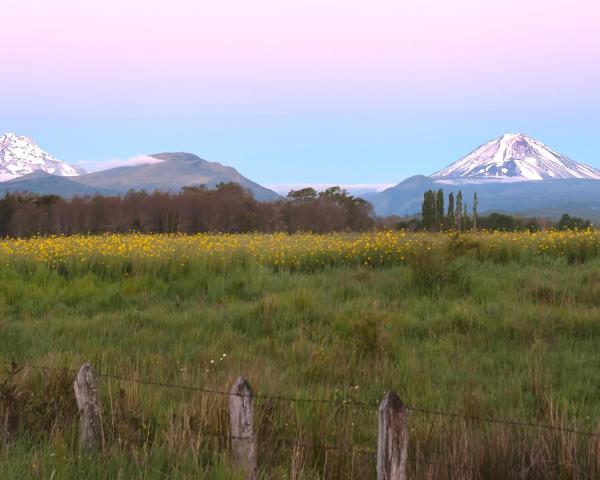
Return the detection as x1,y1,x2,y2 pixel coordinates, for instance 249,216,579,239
1,230,599,274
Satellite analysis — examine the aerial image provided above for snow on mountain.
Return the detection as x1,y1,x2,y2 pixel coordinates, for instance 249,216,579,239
431,133,600,181
0,133,85,182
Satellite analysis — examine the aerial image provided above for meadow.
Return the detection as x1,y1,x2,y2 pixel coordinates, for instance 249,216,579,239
2,231,600,479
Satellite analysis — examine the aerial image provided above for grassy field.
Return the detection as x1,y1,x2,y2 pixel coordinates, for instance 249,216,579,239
2,231,600,479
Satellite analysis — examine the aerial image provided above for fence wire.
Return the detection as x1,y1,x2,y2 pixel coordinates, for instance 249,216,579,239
3,360,600,439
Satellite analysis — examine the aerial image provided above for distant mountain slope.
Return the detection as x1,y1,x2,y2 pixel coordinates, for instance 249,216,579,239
432,133,600,181
371,134,600,219
0,135,280,201
0,171,118,197
371,176,600,220
0,133,85,181
75,152,280,201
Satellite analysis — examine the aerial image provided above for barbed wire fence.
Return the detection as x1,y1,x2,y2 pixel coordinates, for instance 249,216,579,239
1,359,598,479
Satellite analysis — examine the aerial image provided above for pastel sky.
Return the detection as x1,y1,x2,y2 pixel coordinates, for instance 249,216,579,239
2,0,599,190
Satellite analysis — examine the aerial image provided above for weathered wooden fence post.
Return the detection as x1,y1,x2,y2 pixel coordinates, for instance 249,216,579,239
377,391,408,480
73,362,104,451
229,376,257,480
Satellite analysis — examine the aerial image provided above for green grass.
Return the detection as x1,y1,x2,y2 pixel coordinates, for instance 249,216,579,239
2,253,600,478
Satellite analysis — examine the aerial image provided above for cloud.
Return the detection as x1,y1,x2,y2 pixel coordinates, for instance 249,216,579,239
80,155,164,172
266,183,394,196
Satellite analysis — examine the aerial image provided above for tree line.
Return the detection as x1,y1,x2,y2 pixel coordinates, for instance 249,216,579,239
420,189,479,232
416,189,591,232
0,184,591,237
0,184,374,237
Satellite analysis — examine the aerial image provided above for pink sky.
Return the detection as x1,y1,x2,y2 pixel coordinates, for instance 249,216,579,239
2,0,599,183
4,0,599,110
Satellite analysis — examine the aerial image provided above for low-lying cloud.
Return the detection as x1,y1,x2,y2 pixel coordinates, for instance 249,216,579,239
267,183,394,196
81,155,164,172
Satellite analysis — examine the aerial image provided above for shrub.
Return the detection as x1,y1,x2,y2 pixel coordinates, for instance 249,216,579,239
407,244,471,295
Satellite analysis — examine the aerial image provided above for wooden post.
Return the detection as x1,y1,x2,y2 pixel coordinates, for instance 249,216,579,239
377,391,408,480
73,362,104,451
229,376,257,480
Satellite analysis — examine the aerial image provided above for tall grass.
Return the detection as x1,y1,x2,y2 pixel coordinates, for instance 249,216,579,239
2,232,600,478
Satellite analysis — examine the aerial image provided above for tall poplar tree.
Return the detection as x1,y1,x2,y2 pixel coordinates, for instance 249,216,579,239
456,190,463,232
473,192,479,231
435,189,444,231
447,192,455,229
421,190,434,231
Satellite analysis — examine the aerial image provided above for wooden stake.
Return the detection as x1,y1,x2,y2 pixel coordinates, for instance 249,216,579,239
73,362,104,450
377,391,408,480
229,376,257,479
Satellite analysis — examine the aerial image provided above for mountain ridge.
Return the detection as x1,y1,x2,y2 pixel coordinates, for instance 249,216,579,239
371,134,600,219
0,133,85,181
0,171,119,197
0,135,280,201
75,152,280,201
431,133,600,181
3,132,600,218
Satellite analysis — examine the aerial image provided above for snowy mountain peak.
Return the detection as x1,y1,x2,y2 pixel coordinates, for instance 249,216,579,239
431,134,600,181
0,133,85,182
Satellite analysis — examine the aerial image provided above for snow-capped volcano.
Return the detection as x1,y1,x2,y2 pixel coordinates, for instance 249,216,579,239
432,133,600,181
0,133,85,182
